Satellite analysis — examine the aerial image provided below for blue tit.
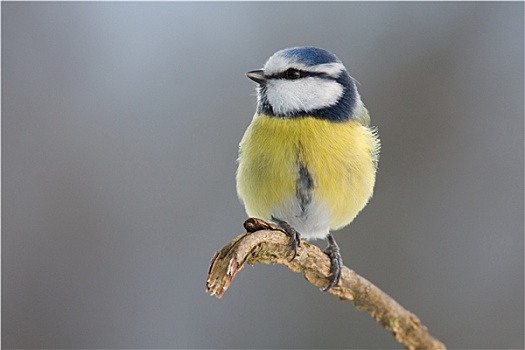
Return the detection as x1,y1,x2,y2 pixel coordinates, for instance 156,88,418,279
236,46,380,290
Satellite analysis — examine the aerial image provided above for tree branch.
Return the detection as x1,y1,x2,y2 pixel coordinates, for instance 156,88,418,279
206,218,446,350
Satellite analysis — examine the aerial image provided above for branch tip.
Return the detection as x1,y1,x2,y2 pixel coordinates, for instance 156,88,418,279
206,219,446,350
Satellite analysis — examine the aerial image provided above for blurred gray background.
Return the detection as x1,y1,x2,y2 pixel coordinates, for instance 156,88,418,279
2,2,523,349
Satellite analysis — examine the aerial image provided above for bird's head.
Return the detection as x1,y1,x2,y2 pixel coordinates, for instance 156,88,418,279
246,46,362,122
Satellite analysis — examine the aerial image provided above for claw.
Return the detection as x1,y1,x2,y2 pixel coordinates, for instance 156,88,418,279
271,217,301,261
322,233,342,291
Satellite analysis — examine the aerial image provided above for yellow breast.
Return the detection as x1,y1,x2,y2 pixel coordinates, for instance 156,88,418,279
236,112,379,238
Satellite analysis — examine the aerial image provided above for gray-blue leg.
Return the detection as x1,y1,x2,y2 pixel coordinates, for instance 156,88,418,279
271,216,301,261
323,233,342,291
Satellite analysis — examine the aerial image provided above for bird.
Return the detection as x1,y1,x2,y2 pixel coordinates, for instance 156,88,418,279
236,46,380,290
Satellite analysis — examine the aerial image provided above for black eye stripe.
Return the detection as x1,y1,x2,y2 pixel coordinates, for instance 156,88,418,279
267,70,333,80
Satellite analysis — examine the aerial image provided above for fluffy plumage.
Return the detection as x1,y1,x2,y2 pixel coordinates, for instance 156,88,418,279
237,46,379,241
236,46,379,289
237,47,379,239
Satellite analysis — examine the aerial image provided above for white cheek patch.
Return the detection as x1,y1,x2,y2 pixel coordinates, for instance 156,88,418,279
266,77,344,115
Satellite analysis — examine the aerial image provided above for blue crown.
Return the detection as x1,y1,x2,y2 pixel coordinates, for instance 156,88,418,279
280,46,340,66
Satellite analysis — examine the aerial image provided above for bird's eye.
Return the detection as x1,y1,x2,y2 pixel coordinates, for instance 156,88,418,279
285,69,302,80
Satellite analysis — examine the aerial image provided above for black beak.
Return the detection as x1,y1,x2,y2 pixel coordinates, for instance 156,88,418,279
246,69,267,85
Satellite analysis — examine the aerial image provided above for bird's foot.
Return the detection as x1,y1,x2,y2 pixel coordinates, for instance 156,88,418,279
271,217,301,261
323,233,342,291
